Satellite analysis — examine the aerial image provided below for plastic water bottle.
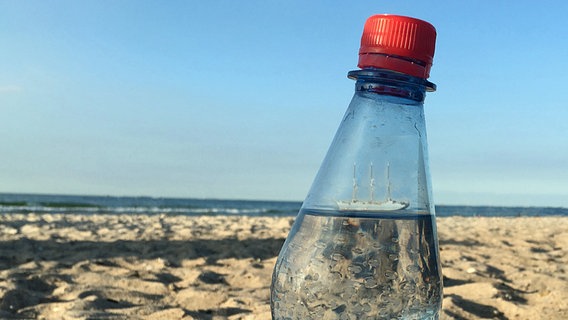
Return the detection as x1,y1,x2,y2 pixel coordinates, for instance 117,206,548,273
271,14,442,319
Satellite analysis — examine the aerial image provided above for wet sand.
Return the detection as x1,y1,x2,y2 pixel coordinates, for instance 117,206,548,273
0,214,566,319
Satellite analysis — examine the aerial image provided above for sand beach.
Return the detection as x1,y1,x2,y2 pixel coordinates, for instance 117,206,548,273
0,213,566,319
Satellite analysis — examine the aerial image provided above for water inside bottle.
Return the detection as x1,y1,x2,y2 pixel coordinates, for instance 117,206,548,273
271,209,442,319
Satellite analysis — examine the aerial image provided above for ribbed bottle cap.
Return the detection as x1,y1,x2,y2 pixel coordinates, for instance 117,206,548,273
358,14,436,79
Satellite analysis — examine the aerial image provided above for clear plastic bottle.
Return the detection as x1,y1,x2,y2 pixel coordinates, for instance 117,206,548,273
271,14,442,319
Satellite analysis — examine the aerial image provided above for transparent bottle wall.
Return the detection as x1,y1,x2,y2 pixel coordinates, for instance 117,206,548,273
271,70,442,320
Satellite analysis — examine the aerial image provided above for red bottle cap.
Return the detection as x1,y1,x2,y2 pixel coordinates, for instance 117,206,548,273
358,14,436,79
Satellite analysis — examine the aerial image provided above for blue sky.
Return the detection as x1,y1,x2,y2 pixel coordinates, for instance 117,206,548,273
1,1,567,207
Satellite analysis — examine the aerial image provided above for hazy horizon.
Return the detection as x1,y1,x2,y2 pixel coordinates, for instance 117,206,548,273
1,191,567,209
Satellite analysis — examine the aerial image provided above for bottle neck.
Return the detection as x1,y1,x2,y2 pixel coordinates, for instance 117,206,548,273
348,68,435,103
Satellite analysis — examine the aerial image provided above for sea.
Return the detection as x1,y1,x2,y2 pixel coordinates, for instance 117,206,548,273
0,193,566,217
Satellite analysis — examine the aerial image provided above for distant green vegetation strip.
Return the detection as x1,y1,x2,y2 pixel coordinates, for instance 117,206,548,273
40,202,102,208
0,201,28,206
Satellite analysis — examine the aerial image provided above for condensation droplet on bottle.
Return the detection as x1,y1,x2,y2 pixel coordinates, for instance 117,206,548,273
348,264,363,274
364,277,379,288
367,258,380,267
406,264,421,273
352,247,364,255
315,241,326,248
335,235,348,244
401,282,416,294
384,244,399,254
385,270,397,280
329,271,342,281
331,253,346,261
353,304,363,313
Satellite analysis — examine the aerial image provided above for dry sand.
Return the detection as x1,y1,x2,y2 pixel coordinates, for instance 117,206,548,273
0,213,566,319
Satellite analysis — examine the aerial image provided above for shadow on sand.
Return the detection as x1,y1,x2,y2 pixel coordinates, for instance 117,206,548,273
0,235,286,319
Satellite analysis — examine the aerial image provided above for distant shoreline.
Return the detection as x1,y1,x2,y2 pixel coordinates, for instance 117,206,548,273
0,193,566,217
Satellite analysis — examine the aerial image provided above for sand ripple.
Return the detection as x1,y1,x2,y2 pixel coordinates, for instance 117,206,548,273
0,214,566,319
